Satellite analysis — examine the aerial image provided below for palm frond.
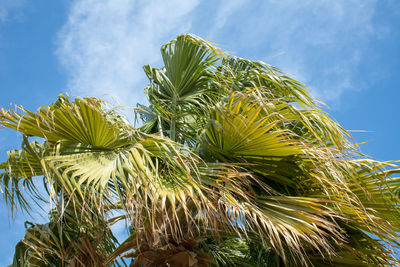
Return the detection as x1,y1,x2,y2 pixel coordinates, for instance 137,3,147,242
0,136,45,214
0,95,123,147
2,34,400,266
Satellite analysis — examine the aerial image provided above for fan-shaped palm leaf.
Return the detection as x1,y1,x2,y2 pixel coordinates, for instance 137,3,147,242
1,34,400,266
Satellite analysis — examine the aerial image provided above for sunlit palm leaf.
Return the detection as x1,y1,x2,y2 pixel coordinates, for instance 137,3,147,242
0,136,45,213
0,95,121,147
2,34,400,266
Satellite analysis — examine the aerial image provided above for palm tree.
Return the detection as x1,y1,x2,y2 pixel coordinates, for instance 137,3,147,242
1,34,400,266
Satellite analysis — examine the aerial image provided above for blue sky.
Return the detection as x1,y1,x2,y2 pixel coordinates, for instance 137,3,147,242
0,0,399,264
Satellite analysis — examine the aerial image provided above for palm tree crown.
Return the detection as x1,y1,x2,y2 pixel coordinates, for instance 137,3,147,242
1,34,400,266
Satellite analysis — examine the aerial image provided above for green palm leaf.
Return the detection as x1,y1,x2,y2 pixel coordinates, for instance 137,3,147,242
1,34,400,266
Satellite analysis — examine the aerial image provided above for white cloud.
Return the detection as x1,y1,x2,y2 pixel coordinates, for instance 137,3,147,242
207,0,248,39
57,0,199,105
206,0,380,104
57,0,382,106
0,0,24,22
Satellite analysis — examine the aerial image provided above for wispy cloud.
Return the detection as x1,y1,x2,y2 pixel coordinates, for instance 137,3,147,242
56,0,199,105
206,0,380,104
206,0,248,39
57,0,382,106
0,0,24,23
